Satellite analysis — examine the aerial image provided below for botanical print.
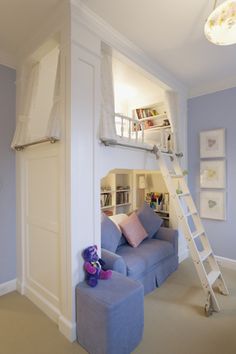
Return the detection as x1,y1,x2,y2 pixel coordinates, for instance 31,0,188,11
200,160,225,189
200,191,226,220
200,129,225,158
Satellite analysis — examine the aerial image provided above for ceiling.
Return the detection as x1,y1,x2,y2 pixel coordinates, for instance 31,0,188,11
1,0,236,96
83,0,236,96
0,0,61,67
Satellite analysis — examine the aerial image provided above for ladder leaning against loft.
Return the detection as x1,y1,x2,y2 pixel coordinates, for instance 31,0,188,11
152,145,229,316
101,138,229,316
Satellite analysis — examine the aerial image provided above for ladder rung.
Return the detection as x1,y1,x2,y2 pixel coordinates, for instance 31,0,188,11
185,211,197,217
199,249,212,262
177,192,190,197
161,152,174,156
170,174,183,178
208,270,221,286
192,230,204,239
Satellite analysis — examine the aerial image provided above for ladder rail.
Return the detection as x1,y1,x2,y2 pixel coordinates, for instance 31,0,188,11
154,147,229,314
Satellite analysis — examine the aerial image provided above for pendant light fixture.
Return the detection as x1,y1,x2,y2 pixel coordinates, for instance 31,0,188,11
205,0,236,45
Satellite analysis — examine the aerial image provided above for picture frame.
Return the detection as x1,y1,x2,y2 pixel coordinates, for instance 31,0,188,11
200,128,225,158
200,190,226,220
200,160,225,189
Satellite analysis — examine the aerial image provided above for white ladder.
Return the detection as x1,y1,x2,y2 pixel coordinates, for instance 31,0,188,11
153,145,229,316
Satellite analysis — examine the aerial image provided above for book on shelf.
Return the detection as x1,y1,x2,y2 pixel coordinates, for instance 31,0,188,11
135,108,159,119
116,191,129,205
100,192,112,207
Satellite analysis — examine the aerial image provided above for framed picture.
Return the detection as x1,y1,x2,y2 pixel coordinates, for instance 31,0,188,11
200,191,226,220
200,160,225,189
200,128,225,158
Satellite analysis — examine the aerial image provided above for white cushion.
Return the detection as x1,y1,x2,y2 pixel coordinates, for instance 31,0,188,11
109,213,128,231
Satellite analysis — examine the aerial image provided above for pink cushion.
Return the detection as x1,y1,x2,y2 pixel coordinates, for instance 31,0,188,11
119,212,148,248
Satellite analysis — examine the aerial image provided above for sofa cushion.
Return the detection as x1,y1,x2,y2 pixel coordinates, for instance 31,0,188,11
101,213,122,253
116,238,174,279
136,202,163,239
119,213,148,248
109,214,128,246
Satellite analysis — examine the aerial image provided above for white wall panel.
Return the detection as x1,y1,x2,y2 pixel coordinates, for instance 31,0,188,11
23,145,60,308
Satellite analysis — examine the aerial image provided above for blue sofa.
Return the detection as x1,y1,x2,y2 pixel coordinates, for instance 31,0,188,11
101,204,179,295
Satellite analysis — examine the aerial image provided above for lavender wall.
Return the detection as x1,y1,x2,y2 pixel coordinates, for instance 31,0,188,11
0,64,16,283
188,87,236,260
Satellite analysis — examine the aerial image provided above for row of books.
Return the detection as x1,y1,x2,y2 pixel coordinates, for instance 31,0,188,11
100,193,112,207
116,191,129,205
135,108,159,119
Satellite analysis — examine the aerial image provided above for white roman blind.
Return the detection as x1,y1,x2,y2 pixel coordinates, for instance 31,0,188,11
12,46,60,149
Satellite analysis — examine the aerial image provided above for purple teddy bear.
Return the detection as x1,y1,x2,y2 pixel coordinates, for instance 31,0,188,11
83,245,112,287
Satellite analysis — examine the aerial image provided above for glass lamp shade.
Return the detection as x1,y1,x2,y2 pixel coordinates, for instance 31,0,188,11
205,0,236,45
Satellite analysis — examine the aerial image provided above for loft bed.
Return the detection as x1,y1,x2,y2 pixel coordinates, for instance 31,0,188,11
100,49,178,156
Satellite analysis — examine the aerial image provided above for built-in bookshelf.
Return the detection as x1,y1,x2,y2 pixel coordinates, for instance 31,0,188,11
101,170,133,215
132,101,173,152
132,101,170,130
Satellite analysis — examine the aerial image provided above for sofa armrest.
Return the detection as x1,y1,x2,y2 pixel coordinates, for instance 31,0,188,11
154,227,178,254
101,248,127,275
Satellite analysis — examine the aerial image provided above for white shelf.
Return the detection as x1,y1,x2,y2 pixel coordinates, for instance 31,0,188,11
116,189,131,192
155,210,169,214
100,190,115,194
101,205,115,210
101,170,133,214
137,113,167,122
144,125,171,132
116,203,131,207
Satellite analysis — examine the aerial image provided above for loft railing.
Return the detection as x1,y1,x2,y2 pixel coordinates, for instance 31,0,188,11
115,113,145,144
114,113,173,151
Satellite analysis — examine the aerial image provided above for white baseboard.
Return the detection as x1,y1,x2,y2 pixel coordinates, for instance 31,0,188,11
59,316,77,342
179,247,189,263
16,279,25,294
25,284,60,323
215,255,236,271
23,284,75,342
0,279,16,296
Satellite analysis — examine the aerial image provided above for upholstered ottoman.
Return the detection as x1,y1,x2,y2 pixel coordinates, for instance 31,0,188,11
76,271,144,354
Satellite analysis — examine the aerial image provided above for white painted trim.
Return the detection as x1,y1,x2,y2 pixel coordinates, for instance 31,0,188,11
215,255,236,271
0,279,16,296
71,0,187,95
25,284,75,342
58,316,77,342
25,284,60,323
179,247,189,263
16,279,25,294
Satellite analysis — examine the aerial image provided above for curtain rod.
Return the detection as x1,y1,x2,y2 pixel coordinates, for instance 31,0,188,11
13,137,60,151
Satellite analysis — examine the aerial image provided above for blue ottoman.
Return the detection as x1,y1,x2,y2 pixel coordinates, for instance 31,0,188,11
76,271,144,354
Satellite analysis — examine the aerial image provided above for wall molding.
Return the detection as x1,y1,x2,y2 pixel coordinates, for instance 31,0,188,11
179,247,189,263
16,280,75,342
25,283,75,342
71,0,187,95
216,255,236,271
0,279,16,296
58,316,76,342
25,284,60,323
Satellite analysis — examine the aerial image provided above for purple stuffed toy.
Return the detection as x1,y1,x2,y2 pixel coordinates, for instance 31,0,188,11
83,245,112,287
